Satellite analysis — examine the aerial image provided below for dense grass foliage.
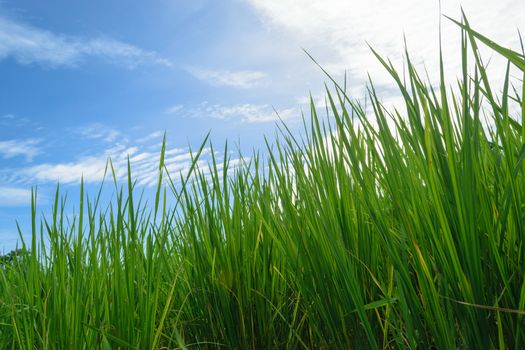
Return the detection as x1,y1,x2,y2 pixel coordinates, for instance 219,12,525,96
2,18,525,349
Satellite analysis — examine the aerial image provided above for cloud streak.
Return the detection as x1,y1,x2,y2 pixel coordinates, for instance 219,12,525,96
187,67,269,88
0,15,172,68
0,114,30,127
0,186,32,206
16,141,210,187
76,123,121,143
167,102,298,123
0,138,40,161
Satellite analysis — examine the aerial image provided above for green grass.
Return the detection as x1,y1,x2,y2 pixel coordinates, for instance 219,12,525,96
2,16,525,349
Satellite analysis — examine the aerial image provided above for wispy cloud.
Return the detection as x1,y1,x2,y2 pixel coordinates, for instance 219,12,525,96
76,123,121,143
0,138,40,161
16,142,210,187
0,130,251,188
25,155,114,185
0,15,172,68
0,186,32,206
187,67,269,88
136,131,164,144
164,105,184,115
0,114,30,127
167,102,298,123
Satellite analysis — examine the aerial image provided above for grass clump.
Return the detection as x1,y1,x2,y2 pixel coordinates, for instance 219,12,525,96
2,16,525,349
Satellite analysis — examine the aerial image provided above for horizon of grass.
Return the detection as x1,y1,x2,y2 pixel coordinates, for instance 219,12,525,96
1,15,525,349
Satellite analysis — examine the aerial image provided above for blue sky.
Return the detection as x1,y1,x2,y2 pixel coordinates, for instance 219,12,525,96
1,0,524,251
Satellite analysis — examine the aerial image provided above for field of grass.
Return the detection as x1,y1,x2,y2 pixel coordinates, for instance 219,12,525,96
2,17,525,349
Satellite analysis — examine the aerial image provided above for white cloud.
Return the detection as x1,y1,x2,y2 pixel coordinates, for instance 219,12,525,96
170,102,298,123
17,142,211,187
0,114,30,127
76,123,121,143
247,0,525,100
0,186,32,206
0,138,40,161
0,15,172,68
26,156,113,184
164,105,184,114
187,67,269,88
136,130,164,144
1,114,15,121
